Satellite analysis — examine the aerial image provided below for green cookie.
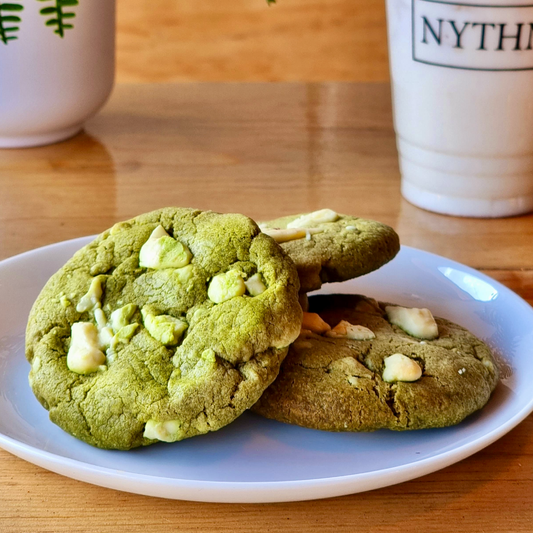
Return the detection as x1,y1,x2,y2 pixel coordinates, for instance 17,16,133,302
252,294,499,432
26,207,302,449
260,209,400,292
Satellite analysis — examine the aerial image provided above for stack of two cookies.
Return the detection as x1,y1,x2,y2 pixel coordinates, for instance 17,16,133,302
26,207,498,450
254,210,498,432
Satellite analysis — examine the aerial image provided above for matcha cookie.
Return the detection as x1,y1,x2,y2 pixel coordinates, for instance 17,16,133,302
259,209,400,293
252,294,499,431
26,208,302,449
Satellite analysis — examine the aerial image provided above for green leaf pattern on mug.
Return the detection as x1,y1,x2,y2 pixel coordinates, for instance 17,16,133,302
37,0,78,38
0,3,23,45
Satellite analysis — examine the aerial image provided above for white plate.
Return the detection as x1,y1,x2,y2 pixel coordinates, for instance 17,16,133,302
0,238,530,503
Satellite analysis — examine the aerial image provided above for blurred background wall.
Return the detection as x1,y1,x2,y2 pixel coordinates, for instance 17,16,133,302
116,0,389,82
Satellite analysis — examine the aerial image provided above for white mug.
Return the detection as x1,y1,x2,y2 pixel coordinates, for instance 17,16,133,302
0,0,115,148
386,0,533,217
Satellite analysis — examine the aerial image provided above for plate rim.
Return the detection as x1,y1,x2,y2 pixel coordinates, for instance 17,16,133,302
0,238,532,502
0,398,530,503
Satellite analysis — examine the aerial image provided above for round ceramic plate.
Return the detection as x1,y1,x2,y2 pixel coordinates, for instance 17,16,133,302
0,238,530,503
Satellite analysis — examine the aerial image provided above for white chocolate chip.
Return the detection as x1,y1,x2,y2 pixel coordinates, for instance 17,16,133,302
148,225,170,240
94,308,108,329
208,271,246,303
144,420,181,442
112,323,139,345
261,226,324,243
90,307,114,349
98,326,114,349
287,208,339,228
110,303,137,333
385,305,439,340
76,277,104,313
244,273,267,296
301,312,331,334
141,307,188,346
67,322,106,374
262,227,308,243
382,353,422,383
326,320,375,340
139,225,192,270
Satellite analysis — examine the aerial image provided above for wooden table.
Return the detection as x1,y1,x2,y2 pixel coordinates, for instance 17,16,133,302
1,83,532,532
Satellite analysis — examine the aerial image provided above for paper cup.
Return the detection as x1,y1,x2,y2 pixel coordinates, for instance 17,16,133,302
386,0,533,217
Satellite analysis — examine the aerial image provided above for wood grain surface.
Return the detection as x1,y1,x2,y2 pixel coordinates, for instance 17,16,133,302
1,83,532,532
116,0,390,82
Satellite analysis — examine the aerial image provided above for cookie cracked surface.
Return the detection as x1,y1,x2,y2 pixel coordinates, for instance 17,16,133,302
26,207,302,449
252,294,499,432
260,211,400,292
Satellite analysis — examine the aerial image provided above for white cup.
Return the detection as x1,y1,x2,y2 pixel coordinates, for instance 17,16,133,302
0,0,115,148
386,0,533,217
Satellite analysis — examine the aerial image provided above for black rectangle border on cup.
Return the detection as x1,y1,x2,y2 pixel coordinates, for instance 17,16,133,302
411,0,533,71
